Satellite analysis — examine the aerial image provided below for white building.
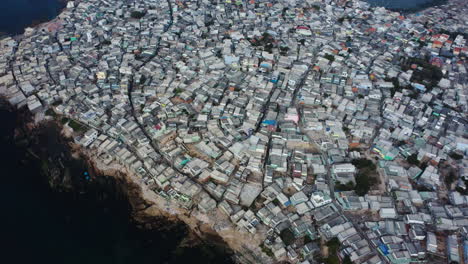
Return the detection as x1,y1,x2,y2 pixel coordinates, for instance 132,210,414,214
380,208,397,219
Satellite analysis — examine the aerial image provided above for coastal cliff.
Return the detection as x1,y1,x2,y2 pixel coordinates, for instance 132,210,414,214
3,99,266,264
74,133,272,264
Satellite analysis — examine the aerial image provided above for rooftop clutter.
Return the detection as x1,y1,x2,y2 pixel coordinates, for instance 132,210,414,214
0,0,468,263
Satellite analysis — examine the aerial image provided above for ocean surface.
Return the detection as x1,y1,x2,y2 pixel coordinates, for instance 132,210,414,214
365,0,445,11
0,0,66,35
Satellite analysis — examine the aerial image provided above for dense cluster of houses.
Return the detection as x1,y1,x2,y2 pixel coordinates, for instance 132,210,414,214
1,0,467,263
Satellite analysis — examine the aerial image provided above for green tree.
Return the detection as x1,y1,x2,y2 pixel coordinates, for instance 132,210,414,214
280,229,296,246
323,238,341,264
352,158,376,170
324,54,335,62
355,173,372,196
326,238,340,252
352,159,378,196
407,154,419,166
130,11,146,19
343,255,353,264
449,152,464,160
445,171,457,186
336,181,355,191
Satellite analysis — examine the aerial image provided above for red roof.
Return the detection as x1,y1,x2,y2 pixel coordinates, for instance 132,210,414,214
433,40,443,46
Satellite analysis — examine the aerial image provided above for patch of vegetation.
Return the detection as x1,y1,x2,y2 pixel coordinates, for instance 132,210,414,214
352,158,376,170
419,161,428,171
51,100,63,106
60,117,69,124
449,152,464,160
417,39,426,48
384,77,403,97
326,238,340,253
337,16,352,24
249,32,276,53
408,91,420,100
355,172,378,195
280,228,296,246
402,57,443,90
324,54,335,62
456,187,467,194
445,171,457,187
68,119,85,132
45,108,57,117
352,159,379,196
101,39,111,45
130,11,146,19
407,154,420,166
260,244,274,257
323,256,340,264
139,75,147,85
204,19,214,27
417,185,433,192
272,198,280,206
279,45,289,56
456,178,468,195
174,88,184,95
336,181,355,191
395,140,406,147
321,238,341,264
343,255,353,264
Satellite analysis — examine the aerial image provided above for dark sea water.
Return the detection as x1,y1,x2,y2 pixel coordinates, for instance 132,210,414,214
365,0,445,11
1,0,65,35
0,107,234,264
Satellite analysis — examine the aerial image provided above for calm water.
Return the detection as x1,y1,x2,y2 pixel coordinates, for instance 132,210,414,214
0,108,234,264
365,0,445,11
0,0,65,35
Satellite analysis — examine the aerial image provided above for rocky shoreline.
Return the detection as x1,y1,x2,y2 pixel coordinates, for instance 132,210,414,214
74,131,269,264
2,100,238,263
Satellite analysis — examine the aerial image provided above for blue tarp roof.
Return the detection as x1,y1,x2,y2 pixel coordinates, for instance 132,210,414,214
262,120,277,126
379,244,389,255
